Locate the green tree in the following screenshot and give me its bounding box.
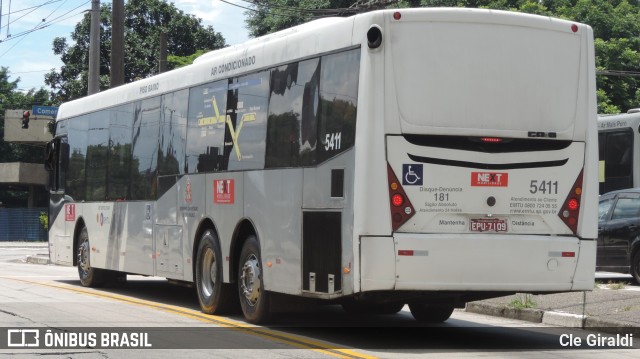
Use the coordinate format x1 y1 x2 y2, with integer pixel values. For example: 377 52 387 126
247 0 640 113
167 50 208 70
553 0 640 114
45 0 226 102
245 0 388 37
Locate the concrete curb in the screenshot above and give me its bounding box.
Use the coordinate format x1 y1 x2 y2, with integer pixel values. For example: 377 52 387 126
25 255 50 265
466 302 543 323
0 242 48 248
542 311 585 327
584 317 640 336
466 302 640 335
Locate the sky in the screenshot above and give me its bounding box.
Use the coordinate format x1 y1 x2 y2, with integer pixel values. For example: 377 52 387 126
0 0 250 91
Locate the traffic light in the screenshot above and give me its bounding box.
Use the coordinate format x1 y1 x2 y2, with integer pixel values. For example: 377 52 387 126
21 111 30 129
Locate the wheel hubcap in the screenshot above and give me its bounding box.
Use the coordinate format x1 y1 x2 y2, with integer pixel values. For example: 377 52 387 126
240 254 261 306
201 248 216 297
78 239 90 277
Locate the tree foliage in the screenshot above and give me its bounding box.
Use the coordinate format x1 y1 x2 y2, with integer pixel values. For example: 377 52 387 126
167 50 208 69
45 0 226 102
245 0 640 114
245 0 390 37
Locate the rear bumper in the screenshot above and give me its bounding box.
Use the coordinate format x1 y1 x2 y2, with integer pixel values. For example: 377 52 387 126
360 234 596 293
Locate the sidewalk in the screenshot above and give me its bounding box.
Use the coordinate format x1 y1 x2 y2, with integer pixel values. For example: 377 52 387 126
466 286 640 335
0 241 48 248
0 241 50 264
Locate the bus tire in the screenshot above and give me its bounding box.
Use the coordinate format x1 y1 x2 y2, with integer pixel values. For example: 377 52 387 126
77 226 105 287
408 303 454 323
238 235 270 324
631 249 640 284
195 230 236 314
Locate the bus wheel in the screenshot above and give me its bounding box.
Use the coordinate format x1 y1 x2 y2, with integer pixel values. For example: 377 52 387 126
342 301 405 315
238 235 270 324
77 226 104 287
408 303 454 323
632 250 640 284
195 230 236 314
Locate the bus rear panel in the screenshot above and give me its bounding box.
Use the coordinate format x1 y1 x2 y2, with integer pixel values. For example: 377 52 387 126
355 9 597 298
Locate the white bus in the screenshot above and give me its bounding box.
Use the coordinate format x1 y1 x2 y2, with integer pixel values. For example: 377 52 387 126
598 111 640 194
45 8 598 324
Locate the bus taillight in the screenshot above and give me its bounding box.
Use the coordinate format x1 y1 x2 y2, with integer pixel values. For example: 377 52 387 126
392 194 404 207
559 170 583 235
387 164 415 231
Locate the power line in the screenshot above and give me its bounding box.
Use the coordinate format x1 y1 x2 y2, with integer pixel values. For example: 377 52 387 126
240 0 358 15
220 0 365 19
0 1 89 47
9 69 53 75
1 0 65 33
0 0 65 19
597 70 640 78
1 0 83 52
219 0 290 18
42 0 72 25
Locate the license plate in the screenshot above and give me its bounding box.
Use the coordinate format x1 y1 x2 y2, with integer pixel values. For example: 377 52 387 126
470 218 508 232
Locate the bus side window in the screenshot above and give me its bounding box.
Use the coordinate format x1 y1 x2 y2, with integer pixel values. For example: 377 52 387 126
45 138 67 192
317 48 360 163
266 58 320 168
157 89 188 198
131 97 162 200
604 130 633 193
186 80 228 173
225 70 270 171
66 116 88 201
108 104 134 200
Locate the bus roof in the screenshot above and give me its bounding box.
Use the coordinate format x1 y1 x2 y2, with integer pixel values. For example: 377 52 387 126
57 8 588 122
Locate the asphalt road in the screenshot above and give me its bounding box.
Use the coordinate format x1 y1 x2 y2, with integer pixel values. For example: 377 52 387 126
0 243 638 358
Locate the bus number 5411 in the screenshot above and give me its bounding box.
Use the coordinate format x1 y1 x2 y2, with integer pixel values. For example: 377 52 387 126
324 132 342 151
529 180 558 194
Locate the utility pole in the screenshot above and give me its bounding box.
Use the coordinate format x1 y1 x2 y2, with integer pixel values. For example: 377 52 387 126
159 32 167 73
88 0 100 95
111 0 125 88
6 0 11 38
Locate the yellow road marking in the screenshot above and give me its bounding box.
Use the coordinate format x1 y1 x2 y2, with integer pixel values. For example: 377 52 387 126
1 276 377 359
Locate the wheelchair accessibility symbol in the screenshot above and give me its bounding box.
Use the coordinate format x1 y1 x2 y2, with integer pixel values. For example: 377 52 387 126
402 164 423 186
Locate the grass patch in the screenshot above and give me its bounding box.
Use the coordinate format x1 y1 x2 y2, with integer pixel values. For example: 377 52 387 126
607 281 628 290
508 293 537 309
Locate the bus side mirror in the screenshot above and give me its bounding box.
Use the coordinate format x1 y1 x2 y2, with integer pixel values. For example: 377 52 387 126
44 141 55 172
60 142 69 172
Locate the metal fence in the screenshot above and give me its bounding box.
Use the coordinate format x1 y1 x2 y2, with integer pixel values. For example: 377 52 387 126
0 208 48 241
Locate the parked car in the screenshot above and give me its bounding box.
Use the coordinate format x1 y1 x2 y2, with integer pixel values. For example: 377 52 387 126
598 189 640 283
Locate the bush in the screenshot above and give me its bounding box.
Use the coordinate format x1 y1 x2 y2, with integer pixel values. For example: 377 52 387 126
39 212 48 230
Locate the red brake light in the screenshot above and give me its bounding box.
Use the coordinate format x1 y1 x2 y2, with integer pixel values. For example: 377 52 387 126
558 170 583 235
393 12 401 20
567 199 579 210
392 194 404 207
481 137 502 143
387 164 415 231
